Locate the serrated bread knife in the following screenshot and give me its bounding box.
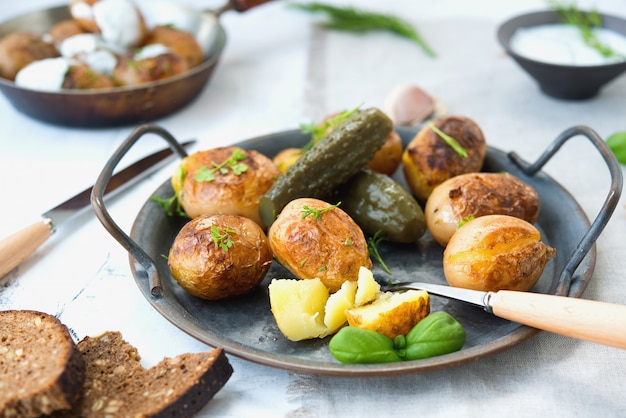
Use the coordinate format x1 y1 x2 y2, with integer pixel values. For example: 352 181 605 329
384 282 626 349
0 140 194 279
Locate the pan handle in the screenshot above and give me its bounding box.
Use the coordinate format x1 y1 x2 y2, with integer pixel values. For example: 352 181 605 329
508 125 623 297
215 0 275 14
91 124 188 297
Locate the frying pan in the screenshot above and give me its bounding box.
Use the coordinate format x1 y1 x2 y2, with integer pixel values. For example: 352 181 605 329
0 0 272 128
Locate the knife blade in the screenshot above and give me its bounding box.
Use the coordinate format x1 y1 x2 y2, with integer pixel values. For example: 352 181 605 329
0 140 195 278
385 281 626 349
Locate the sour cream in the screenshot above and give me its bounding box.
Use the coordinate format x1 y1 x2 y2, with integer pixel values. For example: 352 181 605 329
93 0 144 48
15 58 70 92
510 23 626 66
59 33 118 75
134 43 170 60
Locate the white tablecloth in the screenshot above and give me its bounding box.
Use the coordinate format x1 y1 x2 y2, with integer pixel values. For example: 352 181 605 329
1 0 625 416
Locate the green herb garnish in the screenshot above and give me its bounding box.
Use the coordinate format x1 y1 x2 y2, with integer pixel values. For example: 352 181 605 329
150 164 188 217
457 215 475 228
428 122 468 158
367 230 391 275
607 131 626 165
210 225 237 252
290 2 435 57
301 201 341 220
547 0 625 60
194 149 248 182
300 105 362 150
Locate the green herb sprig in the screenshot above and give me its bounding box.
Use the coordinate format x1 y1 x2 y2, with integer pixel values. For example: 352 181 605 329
367 230 391 275
150 164 188 218
547 0 625 60
300 104 362 150
301 201 341 220
194 149 248 182
428 123 468 158
210 225 237 252
291 2 435 57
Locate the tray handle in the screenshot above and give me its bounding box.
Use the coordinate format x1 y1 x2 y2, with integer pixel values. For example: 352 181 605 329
91 124 188 297
508 125 623 296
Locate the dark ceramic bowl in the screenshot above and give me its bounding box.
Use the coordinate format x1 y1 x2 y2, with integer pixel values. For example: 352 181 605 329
497 10 626 100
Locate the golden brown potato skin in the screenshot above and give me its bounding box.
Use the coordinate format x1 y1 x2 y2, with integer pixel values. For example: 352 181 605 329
112 53 188 86
273 147 303 174
425 172 540 246
63 63 115 89
173 147 280 228
48 20 86 45
443 215 556 292
143 26 204 68
402 116 487 202
168 214 273 300
268 198 372 293
366 129 403 175
0 32 59 80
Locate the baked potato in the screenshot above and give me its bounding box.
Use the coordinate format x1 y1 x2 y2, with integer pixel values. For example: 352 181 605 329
172 147 280 227
425 172 540 246
366 129 403 175
443 214 556 292
268 278 330 341
402 116 487 202
168 214 273 300
112 52 188 86
267 198 372 292
345 290 430 340
269 266 409 341
142 25 204 68
0 32 59 80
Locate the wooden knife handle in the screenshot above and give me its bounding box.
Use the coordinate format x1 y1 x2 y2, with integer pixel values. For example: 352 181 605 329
0 220 52 278
490 290 626 349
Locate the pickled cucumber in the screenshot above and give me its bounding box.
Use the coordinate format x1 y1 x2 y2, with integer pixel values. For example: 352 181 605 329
334 169 426 243
259 108 393 226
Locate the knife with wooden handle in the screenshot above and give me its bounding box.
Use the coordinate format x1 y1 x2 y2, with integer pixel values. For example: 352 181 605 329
384 282 626 349
0 140 194 278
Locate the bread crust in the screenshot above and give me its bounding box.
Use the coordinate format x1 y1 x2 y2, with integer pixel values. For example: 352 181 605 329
0 310 86 417
58 331 233 417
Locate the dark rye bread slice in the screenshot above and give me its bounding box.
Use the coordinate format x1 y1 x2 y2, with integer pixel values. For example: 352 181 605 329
57 331 233 417
0 310 86 417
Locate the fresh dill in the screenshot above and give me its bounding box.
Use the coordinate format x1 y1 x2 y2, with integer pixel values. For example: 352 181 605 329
299 105 362 150
367 230 391 275
547 0 625 59
290 2 435 57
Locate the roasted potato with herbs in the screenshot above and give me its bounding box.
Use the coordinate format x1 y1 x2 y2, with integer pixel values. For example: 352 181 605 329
402 115 487 202
168 214 273 300
425 172 540 247
443 214 556 292
173 147 280 227
267 197 372 293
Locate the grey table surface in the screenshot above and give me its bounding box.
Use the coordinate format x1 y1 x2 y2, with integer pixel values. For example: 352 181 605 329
1 0 625 417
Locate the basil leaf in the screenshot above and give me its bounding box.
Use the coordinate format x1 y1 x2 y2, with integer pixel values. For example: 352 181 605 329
607 132 626 165
329 326 402 364
404 311 466 360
